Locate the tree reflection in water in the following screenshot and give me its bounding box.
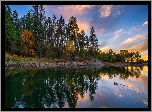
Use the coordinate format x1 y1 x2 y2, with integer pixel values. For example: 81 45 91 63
5 66 142 108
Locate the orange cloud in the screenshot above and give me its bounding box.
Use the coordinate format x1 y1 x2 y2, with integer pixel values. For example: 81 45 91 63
100 46 109 52
127 40 148 60
77 21 91 33
128 40 148 53
121 34 146 45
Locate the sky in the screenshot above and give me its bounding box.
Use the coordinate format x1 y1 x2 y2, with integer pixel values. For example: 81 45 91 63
9 5 148 60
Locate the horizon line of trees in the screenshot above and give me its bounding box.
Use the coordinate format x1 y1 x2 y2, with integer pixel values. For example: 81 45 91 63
97 49 148 64
5 5 147 63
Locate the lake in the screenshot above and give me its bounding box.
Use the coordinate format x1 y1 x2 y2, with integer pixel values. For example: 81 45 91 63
5 65 148 108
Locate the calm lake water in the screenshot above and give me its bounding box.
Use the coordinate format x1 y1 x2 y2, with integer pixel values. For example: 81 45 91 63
5 66 148 108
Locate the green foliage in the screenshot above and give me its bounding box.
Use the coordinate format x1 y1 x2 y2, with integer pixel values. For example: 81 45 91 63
5 5 18 54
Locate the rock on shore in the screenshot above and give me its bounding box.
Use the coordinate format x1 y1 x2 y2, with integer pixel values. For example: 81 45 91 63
5 60 103 68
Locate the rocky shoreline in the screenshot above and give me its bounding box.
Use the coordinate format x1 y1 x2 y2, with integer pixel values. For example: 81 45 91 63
5 60 103 68
5 60 148 69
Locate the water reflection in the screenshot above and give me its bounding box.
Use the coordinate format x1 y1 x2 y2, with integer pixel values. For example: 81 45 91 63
5 66 148 108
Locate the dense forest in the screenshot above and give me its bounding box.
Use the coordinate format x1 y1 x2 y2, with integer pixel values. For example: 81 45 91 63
5 5 147 64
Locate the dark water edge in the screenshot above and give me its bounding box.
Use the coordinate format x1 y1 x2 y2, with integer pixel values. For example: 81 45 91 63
5 66 148 108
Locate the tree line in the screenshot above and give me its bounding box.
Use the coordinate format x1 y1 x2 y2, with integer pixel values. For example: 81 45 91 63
96 49 147 64
5 5 147 63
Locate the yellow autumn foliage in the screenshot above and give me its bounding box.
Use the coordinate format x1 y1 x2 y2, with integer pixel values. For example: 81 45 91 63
21 30 33 39
21 30 36 56
65 40 74 52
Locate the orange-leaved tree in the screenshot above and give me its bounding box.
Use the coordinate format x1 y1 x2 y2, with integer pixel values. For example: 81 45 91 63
21 30 36 57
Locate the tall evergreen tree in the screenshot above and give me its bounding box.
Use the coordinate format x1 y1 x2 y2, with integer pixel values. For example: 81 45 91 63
12 10 23 55
20 15 26 30
5 5 18 54
68 16 79 55
24 11 34 31
89 26 98 58
31 5 46 58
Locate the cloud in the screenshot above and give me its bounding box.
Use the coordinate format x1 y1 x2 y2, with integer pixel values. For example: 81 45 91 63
44 5 94 35
100 46 109 52
93 5 128 36
44 5 94 21
77 21 91 33
114 28 123 39
127 26 137 34
70 5 95 14
127 21 148 35
57 5 94 18
98 5 113 17
128 40 148 53
121 34 146 45
96 28 106 35
122 38 132 44
121 39 148 60
142 21 148 26
44 5 128 37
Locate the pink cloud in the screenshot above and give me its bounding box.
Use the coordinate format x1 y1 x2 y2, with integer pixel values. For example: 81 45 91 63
114 28 123 39
96 28 106 35
98 5 113 17
44 5 94 21
44 5 93 34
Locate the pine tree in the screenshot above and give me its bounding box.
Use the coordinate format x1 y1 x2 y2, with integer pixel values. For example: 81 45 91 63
77 30 85 59
68 16 79 55
5 5 18 54
12 10 22 55
31 5 46 58
89 26 98 58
